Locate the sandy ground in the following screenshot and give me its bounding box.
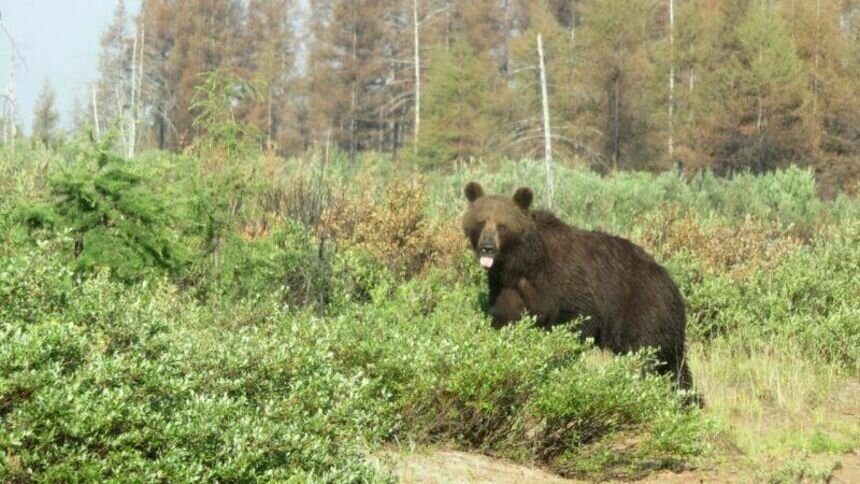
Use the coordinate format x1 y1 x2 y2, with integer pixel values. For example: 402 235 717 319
377 447 860 483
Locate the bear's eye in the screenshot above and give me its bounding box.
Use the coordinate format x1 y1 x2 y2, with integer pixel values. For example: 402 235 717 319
497 223 507 232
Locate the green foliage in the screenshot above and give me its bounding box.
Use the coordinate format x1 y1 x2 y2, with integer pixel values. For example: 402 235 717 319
190 70 262 161
0 237 705 481
49 155 186 282
684 221 860 371
412 40 502 169
433 161 828 232
694 1 813 172
2 146 858 480
269 269 707 478
0 271 392 482
0 238 74 325
217 221 332 307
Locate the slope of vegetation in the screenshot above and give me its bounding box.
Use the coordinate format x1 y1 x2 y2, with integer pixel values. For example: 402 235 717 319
1 142 858 482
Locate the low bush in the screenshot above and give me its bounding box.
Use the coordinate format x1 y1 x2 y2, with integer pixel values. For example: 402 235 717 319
0 245 706 481
2 145 858 480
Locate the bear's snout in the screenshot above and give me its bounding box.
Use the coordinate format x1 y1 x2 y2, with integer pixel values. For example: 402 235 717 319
477 240 497 269
478 241 496 254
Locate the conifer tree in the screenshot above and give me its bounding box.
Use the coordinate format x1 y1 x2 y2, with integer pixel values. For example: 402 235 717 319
413 39 500 168
307 0 387 160
694 1 813 173
140 0 243 150
785 0 860 194
244 0 297 153
578 0 656 170
32 79 60 146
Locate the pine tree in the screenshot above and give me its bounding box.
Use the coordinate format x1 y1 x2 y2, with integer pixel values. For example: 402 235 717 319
140 0 244 150
413 39 500 168
444 0 506 56
786 0 860 195
694 1 813 173
578 0 657 170
32 79 60 146
671 0 718 171
307 0 387 160
243 0 297 153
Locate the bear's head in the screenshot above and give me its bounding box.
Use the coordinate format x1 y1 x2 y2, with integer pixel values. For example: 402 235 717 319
462 181 534 271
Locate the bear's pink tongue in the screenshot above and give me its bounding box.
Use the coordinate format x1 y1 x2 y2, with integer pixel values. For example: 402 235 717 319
480 256 494 269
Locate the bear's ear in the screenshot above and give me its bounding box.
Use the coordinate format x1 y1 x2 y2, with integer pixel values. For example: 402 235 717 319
513 187 533 211
464 182 484 203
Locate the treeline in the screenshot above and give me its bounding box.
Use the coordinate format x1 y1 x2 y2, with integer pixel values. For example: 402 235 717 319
31 0 860 194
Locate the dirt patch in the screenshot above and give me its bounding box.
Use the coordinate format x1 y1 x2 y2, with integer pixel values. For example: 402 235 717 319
376 449 578 483
832 449 860 484
376 448 860 483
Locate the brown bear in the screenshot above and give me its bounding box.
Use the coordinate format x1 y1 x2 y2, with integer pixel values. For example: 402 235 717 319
462 181 694 393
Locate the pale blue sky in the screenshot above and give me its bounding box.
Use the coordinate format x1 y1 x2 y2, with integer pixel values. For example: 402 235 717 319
0 0 140 134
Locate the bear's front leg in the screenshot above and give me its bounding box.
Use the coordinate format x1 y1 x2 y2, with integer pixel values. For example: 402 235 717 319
516 277 560 327
489 287 527 329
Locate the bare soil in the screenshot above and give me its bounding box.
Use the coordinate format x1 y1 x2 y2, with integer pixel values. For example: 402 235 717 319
378 447 860 483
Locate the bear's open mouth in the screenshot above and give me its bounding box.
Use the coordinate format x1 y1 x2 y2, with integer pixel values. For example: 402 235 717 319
480 256 494 269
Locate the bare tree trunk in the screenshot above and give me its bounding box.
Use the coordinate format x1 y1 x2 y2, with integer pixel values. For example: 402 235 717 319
4 76 16 149
413 0 421 155
812 0 820 120
92 84 101 140
128 28 138 158
2 81 9 144
350 25 358 161
267 88 274 140
9 76 15 152
115 86 126 144
756 43 764 163
537 33 554 208
613 75 621 171
134 20 145 155
668 0 675 161
688 64 694 123
325 126 331 166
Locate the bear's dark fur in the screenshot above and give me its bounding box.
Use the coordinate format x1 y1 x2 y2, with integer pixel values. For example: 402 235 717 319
462 182 694 393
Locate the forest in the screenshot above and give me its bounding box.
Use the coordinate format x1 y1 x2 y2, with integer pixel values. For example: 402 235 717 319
15 0 860 196
1 0 859 482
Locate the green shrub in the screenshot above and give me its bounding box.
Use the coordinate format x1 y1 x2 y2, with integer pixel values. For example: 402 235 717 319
49 158 187 282
0 238 74 325
215 221 333 307
0 274 393 482
3 148 858 481
320 271 707 478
